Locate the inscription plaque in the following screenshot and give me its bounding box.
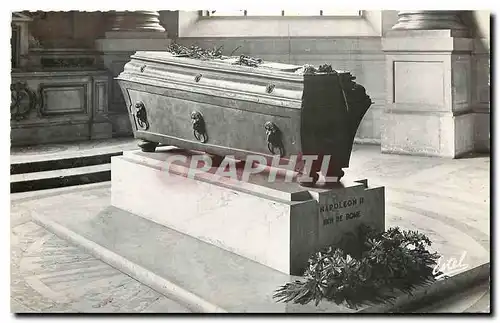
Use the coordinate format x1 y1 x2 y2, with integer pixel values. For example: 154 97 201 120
314 180 385 248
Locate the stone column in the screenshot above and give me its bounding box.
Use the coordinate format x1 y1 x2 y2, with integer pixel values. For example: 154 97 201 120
381 11 474 158
391 11 468 33
110 11 165 32
95 11 171 137
11 13 33 69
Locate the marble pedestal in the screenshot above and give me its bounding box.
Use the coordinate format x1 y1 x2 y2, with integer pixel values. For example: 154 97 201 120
111 147 385 275
95 31 171 137
382 30 474 158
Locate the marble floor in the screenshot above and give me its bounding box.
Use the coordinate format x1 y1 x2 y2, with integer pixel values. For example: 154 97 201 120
10 144 491 313
11 189 191 313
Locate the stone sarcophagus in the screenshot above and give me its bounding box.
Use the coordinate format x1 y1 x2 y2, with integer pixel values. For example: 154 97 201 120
116 51 372 185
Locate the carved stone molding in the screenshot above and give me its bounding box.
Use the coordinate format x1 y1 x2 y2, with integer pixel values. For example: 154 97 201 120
109 11 165 32
10 82 38 121
392 11 468 33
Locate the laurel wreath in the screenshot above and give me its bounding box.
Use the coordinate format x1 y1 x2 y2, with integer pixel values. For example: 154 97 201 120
273 225 443 309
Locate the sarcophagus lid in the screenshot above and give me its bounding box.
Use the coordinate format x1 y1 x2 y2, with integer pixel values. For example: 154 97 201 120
116 51 373 184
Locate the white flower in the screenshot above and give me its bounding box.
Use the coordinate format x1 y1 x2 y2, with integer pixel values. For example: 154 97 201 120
406 244 416 250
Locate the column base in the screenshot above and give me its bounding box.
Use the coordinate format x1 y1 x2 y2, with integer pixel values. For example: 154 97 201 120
96 31 171 138
390 11 469 37
382 30 475 158
381 112 475 158
474 111 490 153
90 122 113 140
383 30 473 51
108 113 133 137
95 33 171 52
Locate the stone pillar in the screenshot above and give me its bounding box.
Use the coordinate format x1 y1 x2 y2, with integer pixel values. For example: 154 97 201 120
95 11 171 137
110 11 165 32
391 11 468 33
11 13 33 69
381 11 474 158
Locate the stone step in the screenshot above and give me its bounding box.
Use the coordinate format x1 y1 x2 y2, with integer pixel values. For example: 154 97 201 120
10 138 138 175
10 152 121 175
11 164 111 193
31 193 490 313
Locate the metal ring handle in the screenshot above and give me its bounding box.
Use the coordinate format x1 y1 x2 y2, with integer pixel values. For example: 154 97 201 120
191 111 208 143
264 121 284 157
265 83 275 94
134 101 149 130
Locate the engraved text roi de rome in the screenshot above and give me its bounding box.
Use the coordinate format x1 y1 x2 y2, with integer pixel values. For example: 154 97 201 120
321 197 364 226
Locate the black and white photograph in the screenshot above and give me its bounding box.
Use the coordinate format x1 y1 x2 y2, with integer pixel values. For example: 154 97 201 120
7 3 492 316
